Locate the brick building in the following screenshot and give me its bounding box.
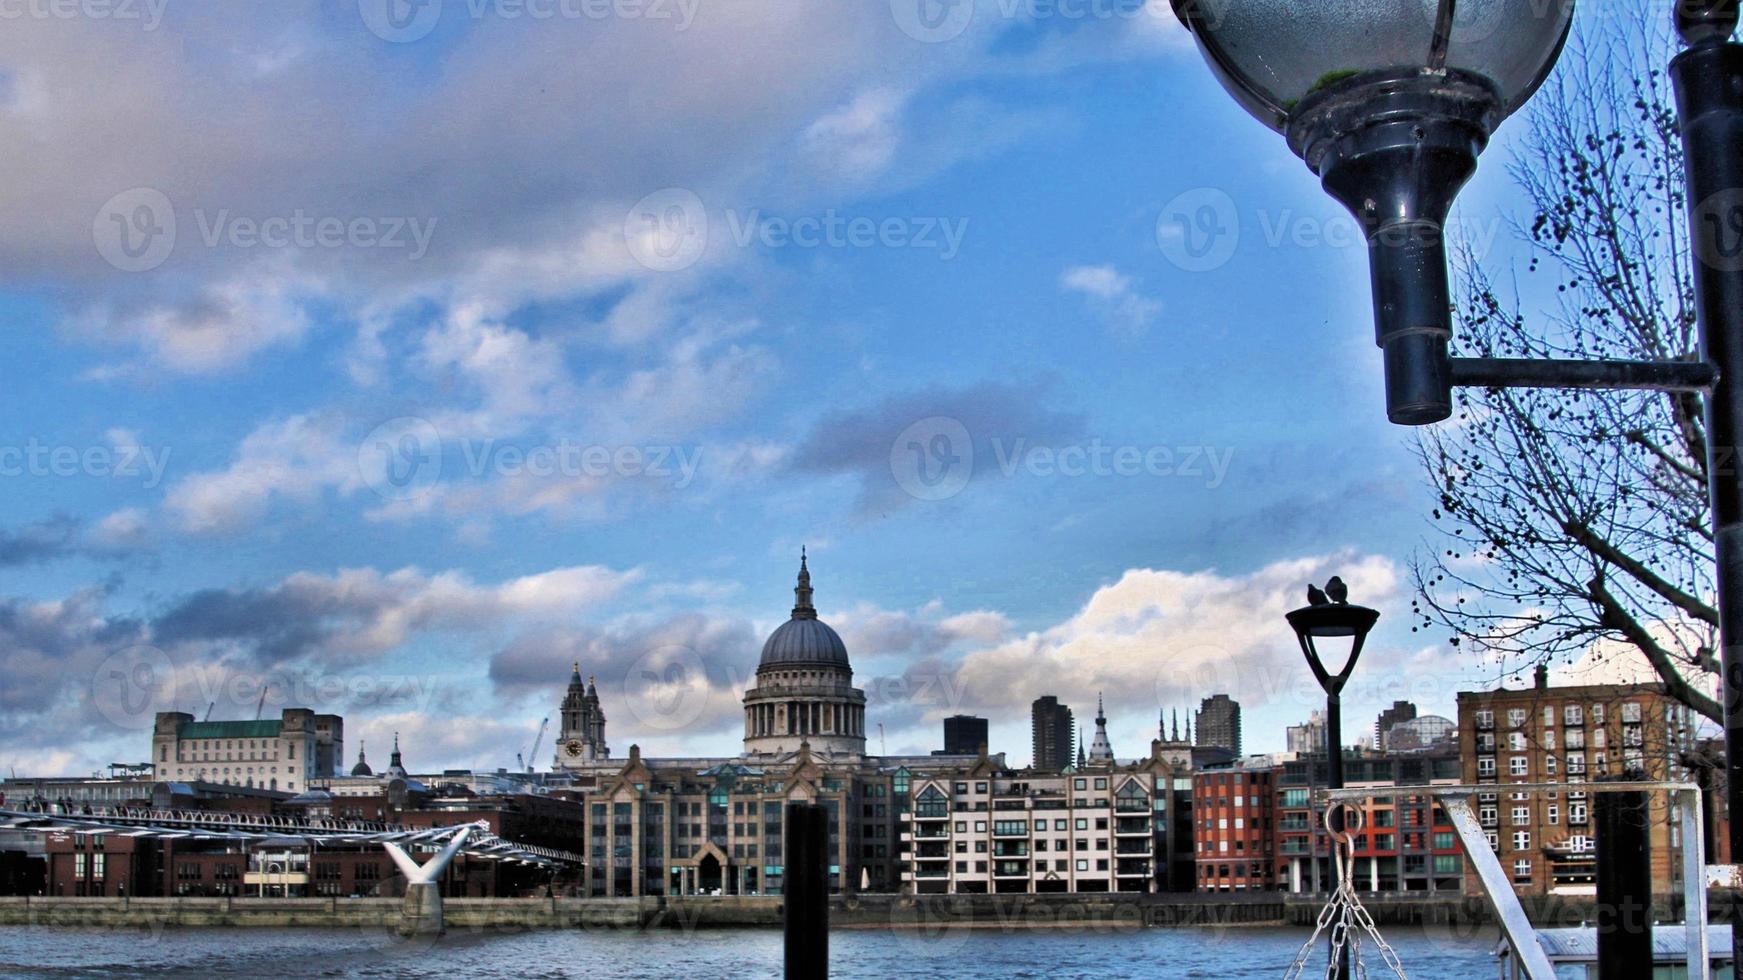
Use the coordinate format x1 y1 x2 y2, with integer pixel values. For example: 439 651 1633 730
1456 667 1699 897
1193 763 1274 891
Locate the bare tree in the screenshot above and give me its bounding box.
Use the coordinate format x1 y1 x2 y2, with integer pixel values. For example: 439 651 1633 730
1411 18 1721 721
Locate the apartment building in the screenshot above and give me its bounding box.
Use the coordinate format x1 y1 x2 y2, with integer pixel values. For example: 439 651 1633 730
1193 763 1275 892
1456 666 1697 896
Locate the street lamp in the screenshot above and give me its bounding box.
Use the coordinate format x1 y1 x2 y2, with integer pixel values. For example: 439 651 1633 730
1171 0 1576 425
1287 581 1379 980
1172 0 1743 970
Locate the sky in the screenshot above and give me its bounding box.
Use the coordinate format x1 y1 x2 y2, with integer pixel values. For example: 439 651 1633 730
0 0 1672 779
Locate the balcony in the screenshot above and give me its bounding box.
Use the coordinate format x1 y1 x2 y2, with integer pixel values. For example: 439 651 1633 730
992 843 1029 858
993 862 1029 878
913 825 948 839
1115 841 1151 855
913 867 948 879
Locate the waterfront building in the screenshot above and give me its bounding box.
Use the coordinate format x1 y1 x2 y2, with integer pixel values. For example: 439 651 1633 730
1273 744 1464 896
1031 696 1075 772
1456 666 1698 897
1192 761 1275 892
1375 701 1418 751
940 715 989 756
1195 695 1242 756
555 556 990 898
902 744 1192 894
150 708 343 794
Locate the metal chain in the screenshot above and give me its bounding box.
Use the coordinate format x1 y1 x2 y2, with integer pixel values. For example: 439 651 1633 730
1283 829 1409 979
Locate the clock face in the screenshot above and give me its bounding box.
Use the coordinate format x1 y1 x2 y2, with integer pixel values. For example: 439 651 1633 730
565 739 583 757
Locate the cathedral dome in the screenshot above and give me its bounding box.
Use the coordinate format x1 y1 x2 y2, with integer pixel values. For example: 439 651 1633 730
758 551 851 670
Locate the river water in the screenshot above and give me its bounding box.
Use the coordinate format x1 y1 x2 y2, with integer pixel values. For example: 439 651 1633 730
0 924 1499 978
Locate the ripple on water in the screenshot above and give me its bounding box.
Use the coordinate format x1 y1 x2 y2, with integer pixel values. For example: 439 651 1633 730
0 923 1498 979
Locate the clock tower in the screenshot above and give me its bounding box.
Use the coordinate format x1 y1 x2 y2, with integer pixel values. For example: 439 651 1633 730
553 662 609 769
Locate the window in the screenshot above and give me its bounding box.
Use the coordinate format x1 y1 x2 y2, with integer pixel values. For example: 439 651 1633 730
1507 732 1526 751
1433 832 1455 850
1074 779 1087 791
1477 758 1496 777
1512 831 1531 851
1508 757 1528 776
1507 709 1527 728
1513 859 1532 884
1564 705 1583 726
1567 754 1586 775
1478 805 1497 827
1542 706 1556 727
1591 704 1605 724
1475 710 1494 729
1621 702 1642 723
1075 860 1088 872
1541 730 1556 750
1547 805 1559 826
1094 778 1107 790
1511 806 1530 826
1544 755 1558 775
1434 855 1462 874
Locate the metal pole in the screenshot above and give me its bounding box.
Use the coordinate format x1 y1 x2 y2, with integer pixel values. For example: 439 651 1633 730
784 802 828 980
1671 12 1743 969
1325 692 1348 980
1595 782 1652 979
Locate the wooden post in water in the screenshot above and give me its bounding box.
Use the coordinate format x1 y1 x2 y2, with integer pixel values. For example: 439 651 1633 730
1595 781 1651 980
784 802 829 979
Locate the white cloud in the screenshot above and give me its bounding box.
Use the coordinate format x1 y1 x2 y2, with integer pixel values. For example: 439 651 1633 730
1060 264 1161 338
163 413 357 534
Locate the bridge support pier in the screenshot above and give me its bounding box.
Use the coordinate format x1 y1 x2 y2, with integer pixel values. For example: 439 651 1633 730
398 883 445 937
384 826 473 939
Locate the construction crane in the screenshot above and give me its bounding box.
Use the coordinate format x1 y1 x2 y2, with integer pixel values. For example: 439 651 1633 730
203 702 214 722
254 686 268 721
878 723 887 756
518 717 549 774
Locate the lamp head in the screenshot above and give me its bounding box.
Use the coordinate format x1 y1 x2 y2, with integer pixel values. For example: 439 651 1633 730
1170 0 1576 426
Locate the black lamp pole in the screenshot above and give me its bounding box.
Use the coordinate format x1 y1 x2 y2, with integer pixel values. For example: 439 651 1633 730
1671 2 1743 968
1288 594 1381 980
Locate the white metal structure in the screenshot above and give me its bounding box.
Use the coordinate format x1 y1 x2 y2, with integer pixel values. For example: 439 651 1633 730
1325 781 1709 980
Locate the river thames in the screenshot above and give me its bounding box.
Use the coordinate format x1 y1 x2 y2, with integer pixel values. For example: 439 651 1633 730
0 924 1498 978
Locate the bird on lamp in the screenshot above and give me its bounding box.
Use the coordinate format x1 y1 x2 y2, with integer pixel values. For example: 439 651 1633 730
1326 576 1348 604
1307 583 1329 606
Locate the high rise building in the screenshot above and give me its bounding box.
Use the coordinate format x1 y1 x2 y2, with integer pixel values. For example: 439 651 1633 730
1031 696 1075 772
1375 700 1418 750
1286 711 1326 755
940 715 989 756
1195 694 1242 756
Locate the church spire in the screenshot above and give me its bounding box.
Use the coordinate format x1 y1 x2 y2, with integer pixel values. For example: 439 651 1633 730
571 661 582 684
792 547 816 620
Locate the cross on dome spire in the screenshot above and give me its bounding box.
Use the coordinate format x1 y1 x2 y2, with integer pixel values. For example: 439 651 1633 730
792 548 816 620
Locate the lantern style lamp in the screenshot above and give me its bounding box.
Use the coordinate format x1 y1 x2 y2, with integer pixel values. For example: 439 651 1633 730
1170 0 1576 424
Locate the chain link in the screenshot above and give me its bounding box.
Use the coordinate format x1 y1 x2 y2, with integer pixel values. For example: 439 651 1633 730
1284 827 1409 979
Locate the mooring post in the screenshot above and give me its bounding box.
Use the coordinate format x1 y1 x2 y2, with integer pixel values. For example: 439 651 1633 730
1595 781 1652 980
784 802 829 980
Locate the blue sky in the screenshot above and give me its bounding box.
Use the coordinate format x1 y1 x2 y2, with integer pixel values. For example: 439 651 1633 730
0 0 1656 778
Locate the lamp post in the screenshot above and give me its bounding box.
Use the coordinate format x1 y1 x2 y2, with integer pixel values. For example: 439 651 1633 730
1171 0 1743 966
1288 582 1380 980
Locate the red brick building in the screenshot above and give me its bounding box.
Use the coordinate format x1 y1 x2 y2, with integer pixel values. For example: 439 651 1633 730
1193 764 1275 892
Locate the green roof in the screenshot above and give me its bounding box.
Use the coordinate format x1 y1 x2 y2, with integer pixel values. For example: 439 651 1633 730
177 720 282 740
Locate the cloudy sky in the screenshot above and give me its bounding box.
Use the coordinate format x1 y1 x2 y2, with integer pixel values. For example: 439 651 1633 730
0 0 1656 778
